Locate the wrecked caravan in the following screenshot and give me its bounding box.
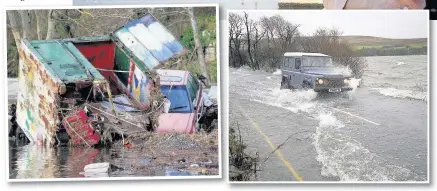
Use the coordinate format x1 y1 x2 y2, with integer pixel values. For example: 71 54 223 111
15 14 187 146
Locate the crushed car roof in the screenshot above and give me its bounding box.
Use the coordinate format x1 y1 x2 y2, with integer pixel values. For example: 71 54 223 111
284 52 330 57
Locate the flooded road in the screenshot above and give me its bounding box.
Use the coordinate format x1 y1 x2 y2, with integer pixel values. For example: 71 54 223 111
229 55 428 181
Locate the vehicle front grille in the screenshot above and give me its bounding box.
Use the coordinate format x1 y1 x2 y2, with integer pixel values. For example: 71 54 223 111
321 78 344 87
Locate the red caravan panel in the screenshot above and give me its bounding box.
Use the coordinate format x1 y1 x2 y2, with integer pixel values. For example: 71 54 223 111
75 42 116 81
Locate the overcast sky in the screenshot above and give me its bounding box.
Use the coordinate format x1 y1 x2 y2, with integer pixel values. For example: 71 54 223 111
241 10 428 39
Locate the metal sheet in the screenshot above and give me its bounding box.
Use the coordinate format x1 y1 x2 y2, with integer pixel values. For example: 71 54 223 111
114 28 160 69
129 63 152 106
113 46 152 109
74 41 116 81
16 42 62 145
138 14 184 54
22 39 106 83
113 14 184 69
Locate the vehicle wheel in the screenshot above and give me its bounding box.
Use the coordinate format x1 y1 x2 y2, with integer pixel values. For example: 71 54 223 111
302 82 311 90
280 80 287 89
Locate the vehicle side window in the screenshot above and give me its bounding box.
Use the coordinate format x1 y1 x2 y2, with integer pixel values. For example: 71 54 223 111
289 57 294 69
187 74 199 103
295 58 301 70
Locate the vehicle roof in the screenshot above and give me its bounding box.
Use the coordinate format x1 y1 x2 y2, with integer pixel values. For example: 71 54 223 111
156 69 190 86
284 52 330 57
22 39 105 84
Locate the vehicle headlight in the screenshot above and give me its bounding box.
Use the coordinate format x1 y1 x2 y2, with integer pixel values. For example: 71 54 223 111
317 78 324 84
344 79 349 83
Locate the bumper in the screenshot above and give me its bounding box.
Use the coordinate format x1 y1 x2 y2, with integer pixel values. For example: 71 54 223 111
314 86 353 92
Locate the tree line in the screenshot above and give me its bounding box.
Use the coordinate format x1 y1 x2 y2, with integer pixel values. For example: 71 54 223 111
229 12 367 77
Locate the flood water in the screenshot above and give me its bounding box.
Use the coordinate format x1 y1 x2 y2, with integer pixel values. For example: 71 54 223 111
229 55 428 181
8 142 179 179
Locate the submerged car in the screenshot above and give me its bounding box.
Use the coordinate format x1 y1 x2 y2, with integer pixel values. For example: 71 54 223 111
280 52 353 93
156 69 206 134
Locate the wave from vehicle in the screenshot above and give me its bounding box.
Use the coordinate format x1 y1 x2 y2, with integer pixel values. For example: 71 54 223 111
272 69 282 75
313 112 423 181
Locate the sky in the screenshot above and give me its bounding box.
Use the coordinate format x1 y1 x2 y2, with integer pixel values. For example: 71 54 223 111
242 10 428 39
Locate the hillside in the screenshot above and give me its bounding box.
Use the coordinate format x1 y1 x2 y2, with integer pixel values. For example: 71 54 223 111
340 36 427 48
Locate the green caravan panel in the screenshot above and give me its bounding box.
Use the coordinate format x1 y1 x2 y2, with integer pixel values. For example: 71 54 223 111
114 45 149 85
114 46 131 86
26 39 105 83
63 42 106 81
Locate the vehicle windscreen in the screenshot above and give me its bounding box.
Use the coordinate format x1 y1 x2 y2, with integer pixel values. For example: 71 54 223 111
160 85 192 113
302 56 334 67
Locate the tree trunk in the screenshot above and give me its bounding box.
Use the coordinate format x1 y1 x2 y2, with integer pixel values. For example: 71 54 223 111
34 10 46 40
187 7 210 87
46 10 55 40
19 10 34 40
7 10 22 49
244 12 255 70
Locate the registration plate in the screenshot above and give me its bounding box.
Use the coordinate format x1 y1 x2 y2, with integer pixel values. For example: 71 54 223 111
329 88 341 92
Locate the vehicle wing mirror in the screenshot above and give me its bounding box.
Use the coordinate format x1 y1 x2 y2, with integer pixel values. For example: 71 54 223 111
197 74 207 86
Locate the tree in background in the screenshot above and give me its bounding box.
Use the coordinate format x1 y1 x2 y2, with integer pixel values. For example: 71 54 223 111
228 13 366 77
299 28 367 78
188 7 210 87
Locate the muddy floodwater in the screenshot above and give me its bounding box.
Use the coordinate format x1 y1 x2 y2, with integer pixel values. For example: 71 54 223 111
9 131 219 179
229 55 428 181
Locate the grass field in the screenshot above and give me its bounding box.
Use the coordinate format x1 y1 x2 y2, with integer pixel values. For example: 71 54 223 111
340 36 427 47
278 0 323 9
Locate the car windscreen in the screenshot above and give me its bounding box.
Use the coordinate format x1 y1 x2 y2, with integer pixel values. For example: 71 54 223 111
302 56 334 67
160 85 192 113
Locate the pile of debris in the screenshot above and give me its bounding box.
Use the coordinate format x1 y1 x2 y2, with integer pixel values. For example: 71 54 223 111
9 13 218 148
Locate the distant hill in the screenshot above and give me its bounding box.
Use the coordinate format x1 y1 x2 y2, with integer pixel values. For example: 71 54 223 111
339 36 427 49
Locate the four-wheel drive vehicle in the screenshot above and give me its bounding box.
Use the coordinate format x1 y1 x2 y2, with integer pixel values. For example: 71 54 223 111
280 52 353 93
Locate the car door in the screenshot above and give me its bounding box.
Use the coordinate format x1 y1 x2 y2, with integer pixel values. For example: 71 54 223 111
292 57 304 88
282 57 293 85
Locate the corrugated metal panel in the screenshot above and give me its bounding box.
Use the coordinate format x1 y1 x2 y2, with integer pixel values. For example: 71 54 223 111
113 14 184 70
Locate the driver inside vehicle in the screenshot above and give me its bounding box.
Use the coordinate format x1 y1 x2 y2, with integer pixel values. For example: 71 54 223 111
323 0 425 9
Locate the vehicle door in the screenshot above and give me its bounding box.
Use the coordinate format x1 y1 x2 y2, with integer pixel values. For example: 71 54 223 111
282 57 293 85
187 73 203 128
292 57 304 88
